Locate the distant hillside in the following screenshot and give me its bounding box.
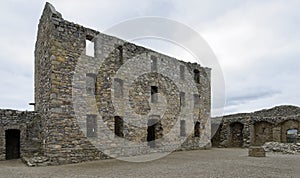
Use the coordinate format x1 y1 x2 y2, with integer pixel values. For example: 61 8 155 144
212 105 300 119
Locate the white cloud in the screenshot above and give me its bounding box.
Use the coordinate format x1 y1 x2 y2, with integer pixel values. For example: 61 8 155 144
0 0 299 115
195 1 300 114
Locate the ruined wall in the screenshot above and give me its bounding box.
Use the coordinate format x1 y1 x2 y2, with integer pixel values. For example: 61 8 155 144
211 117 222 147
280 119 300 143
212 105 300 147
35 3 211 165
217 114 251 147
35 3 103 165
0 110 41 160
253 121 273 146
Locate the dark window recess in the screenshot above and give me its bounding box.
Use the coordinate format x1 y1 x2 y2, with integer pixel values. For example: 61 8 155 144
194 69 200 84
180 92 185 108
114 116 124 138
194 94 200 108
114 78 123 98
151 56 157 71
194 122 200 137
180 120 186 136
116 45 123 65
86 115 97 137
151 86 158 103
86 73 96 95
180 65 185 80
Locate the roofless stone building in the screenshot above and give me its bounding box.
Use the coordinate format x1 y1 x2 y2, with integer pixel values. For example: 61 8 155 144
1 2 299 167
212 105 300 148
0 3 212 165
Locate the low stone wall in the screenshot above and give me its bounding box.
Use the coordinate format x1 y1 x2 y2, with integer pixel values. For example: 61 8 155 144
212 105 300 148
248 146 265 157
0 109 41 160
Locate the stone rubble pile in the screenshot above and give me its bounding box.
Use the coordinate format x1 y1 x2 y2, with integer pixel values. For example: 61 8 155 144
22 156 50 167
263 142 300 154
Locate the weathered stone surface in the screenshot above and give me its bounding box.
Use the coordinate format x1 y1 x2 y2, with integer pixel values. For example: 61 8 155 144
23 2 213 165
263 142 300 154
22 156 50 167
212 105 300 148
0 110 41 161
248 146 266 157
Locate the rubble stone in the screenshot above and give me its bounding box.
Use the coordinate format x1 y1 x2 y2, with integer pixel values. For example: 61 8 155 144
248 146 266 157
263 142 300 154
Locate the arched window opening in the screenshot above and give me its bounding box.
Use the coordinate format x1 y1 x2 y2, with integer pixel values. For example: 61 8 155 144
287 129 298 143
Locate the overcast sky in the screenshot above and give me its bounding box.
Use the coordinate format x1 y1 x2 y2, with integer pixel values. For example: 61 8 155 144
0 0 299 116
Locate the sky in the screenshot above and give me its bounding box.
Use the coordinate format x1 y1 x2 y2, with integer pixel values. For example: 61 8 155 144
0 0 299 116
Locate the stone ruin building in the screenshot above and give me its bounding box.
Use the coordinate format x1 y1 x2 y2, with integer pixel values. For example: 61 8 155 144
212 105 300 147
0 3 211 165
2 2 298 167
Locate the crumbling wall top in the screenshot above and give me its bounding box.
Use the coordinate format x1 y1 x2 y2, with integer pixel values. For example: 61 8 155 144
44 2 62 18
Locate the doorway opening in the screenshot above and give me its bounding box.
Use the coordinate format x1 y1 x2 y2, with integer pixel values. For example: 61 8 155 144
5 129 20 160
147 118 163 148
230 122 244 147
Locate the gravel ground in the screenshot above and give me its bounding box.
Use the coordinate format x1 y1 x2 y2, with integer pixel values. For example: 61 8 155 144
0 148 299 178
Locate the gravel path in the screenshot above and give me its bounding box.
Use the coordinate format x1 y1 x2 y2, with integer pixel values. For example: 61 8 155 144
0 148 299 178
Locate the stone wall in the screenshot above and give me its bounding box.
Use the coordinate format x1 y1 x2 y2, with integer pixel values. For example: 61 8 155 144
0 109 41 160
35 3 103 165
34 3 211 165
212 105 300 147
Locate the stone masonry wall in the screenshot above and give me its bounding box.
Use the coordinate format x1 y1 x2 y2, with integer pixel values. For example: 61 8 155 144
0 109 41 160
35 3 103 165
35 3 211 165
212 105 300 147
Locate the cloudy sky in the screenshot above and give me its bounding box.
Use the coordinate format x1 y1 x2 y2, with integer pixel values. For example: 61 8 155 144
0 0 299 116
